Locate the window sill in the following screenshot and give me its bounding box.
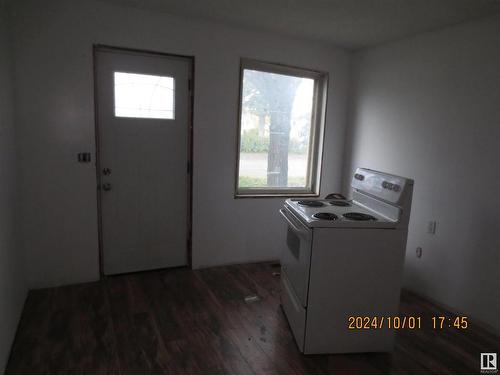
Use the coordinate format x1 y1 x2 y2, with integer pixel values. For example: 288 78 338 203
234 192 320 199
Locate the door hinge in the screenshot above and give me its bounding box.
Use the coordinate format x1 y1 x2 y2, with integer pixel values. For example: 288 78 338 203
188 78 193 92
187 161 192 174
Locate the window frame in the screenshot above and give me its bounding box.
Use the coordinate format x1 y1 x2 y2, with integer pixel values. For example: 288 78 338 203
235 58 328 198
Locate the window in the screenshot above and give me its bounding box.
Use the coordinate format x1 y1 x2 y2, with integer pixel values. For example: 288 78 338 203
236 59 327 196
114 72 175 119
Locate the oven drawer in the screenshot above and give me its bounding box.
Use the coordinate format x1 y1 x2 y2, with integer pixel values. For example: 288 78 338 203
281 271 306 352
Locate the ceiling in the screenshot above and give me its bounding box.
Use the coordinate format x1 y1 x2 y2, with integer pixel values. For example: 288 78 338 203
98 0 500 49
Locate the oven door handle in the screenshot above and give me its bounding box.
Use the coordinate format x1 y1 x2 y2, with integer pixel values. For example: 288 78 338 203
279 209 309 237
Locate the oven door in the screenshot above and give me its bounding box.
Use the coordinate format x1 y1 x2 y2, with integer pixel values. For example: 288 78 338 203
279 207 312 307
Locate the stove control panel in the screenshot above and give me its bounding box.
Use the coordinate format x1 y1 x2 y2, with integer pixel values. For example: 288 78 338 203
352 168 413 204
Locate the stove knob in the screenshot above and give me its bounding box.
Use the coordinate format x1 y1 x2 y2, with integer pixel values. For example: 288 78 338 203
382 181 389 188
393 184 400 192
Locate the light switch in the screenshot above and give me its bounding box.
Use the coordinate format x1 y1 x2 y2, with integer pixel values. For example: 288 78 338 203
77 152 91 163
427 221 437 234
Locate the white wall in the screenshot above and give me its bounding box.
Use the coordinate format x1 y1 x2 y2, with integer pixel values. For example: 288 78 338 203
0 7 26 373
344 15 500 330
9 0 351 288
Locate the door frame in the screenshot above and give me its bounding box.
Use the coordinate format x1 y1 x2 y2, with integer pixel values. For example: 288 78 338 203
92 44 195 277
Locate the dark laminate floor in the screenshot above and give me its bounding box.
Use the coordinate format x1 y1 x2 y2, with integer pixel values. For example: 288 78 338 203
5 262 500 375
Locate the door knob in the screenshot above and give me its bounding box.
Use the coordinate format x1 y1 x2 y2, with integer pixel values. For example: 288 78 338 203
102 183 112 191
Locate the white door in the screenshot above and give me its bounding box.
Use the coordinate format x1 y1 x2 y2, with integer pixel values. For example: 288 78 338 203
95 47 192 275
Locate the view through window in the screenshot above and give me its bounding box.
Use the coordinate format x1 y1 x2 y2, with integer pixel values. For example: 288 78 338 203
236 60 326 195
114 72 175 119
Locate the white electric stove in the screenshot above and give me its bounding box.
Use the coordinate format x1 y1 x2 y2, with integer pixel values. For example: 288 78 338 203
285 199 396 228
279 168 414 354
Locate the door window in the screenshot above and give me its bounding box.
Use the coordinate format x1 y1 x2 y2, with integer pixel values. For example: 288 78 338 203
114 72 175 119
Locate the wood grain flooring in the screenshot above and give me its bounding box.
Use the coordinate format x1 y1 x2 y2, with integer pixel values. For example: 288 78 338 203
5 262 500 374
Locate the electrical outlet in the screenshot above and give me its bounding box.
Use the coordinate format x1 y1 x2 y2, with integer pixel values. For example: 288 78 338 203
427 221 437 234
416 247 423 258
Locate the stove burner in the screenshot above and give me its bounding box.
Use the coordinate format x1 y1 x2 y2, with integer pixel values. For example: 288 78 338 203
297 200 324 207
343 212 377 221
313 212 338 221
330 200 351 207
